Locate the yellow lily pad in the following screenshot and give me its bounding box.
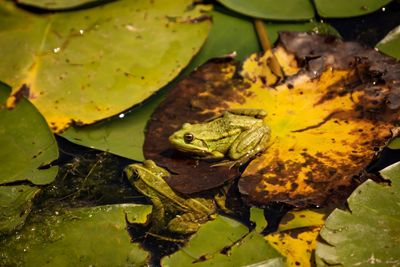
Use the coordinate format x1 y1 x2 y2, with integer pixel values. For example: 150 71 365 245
145 32 400 207
0 0 211 132
266 227 321 267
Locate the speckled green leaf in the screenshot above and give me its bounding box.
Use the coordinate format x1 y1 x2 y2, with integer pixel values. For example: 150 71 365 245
61 91 165 161
0 204 152 267
60 10 337 161
315 161 400 266
0 185 40 233
314 0 392 18
15 0 103 10
0 84 58 185
161 215 284 267
0 0 211 132
376 25 400 59
217 0 314 20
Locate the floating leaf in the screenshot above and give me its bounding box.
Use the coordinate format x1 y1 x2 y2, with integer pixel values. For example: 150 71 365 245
144 27 339 194
314 0 392 18
0 0 211 132
265 208 326 266
388 137 400 149
161 215 284 267
376 25 400 59
277 209 326 232
0 185 40 233
0 84 58 185
266 227 321 267
61 91 165 161
315 161 400 266
0 204 152 266
217 0 314 20
145 32 400 207
250 207 268 232
15 0 101 10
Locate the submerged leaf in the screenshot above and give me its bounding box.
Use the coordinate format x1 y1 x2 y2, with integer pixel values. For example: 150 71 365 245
0 185 40 233
217 0 314 20
161 215 284 267
0 0 211 132
314 0 392 18
0 84 58 185
0 204 152 266
315 161 400 266
376 25 400 59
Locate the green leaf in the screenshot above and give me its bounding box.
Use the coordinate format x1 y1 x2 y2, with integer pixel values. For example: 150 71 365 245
315 161 400 266
161 215 284 267
61 91 165 161
217 0 314 20
314 0 392 18
15 0 103 10
0 185 40 233
388 137 400 149
0 83 58 185
0 204 152 266
0 0 211 132
376 25 400 59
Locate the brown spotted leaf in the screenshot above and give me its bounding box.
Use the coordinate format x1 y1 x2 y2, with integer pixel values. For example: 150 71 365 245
144 32 400 206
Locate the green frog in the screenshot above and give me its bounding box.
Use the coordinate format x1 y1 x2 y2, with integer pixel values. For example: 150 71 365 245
168 109 271 166
124 160 216 234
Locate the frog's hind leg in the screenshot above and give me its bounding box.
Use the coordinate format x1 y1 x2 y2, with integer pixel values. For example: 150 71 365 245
168 213 210 234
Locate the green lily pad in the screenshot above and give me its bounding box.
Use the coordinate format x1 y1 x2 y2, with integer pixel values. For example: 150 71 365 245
61 91 165 161
0 84 58 185
315 161 400 266
61 8 338 161
0 0 211 132
388 137 400 149
376 25 400 59
15 0 102 10
0 185 41 233
0 204 152 266
161 215 284 267
217 0 314 20
314 0 392 18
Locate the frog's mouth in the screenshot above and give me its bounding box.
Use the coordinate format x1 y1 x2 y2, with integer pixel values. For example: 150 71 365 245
169 140 212 157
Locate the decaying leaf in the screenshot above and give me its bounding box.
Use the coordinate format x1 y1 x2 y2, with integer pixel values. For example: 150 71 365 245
0 0 211 132
145 32 400 207
266 227 321 267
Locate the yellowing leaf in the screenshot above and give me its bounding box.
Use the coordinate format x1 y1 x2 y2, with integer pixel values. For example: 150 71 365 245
0 0 211 132
144 32 400 207
278 209 325 232
266 227 321 267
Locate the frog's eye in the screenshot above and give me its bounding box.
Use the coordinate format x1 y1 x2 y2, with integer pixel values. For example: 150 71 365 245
184 133 194 143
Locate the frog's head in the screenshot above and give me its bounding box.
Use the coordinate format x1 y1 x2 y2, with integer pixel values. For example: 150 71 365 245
168 123 224 158
124 160 169 188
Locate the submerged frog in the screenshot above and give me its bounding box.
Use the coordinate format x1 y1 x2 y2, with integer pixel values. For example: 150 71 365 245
124 160 216 234
169 109 271 166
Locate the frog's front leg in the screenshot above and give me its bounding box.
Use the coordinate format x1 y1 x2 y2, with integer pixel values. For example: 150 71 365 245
227 124 271 166
168 212 211 234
